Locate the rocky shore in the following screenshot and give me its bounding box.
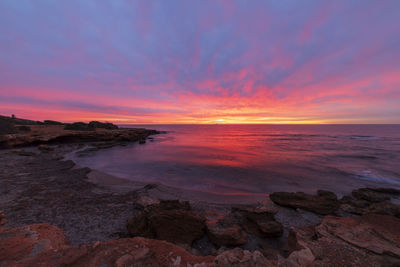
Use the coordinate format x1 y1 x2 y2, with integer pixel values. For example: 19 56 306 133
1 122 400 266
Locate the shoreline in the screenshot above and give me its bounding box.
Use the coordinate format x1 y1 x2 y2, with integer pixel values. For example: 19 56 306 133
1 126 400 265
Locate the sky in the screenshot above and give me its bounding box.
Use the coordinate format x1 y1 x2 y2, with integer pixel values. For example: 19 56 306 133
0 0 399 124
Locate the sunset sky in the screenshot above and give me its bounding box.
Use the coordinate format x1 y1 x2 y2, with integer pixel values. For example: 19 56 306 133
0 0 399 124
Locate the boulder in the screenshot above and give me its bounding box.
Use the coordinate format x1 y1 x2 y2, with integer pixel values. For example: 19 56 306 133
233 207 283 238
269 190 339 215
207 222 248 247
127 200 205 245
352 188 390 203
285 214 400 266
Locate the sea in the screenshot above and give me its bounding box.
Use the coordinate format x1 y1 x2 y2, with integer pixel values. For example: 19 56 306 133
72 124 400 197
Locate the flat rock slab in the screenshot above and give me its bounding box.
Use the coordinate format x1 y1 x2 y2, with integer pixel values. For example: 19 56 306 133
269 190 339 215
287 214 400 266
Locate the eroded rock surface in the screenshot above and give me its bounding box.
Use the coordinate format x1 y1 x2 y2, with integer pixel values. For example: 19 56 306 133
285 214 400 266
339 187 400 217
1 218 275 267
0 223 68 266
352 188 390 202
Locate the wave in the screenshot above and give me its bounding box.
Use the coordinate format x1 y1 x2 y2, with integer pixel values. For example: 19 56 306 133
355 170 400 186
335 154 378 160
349 135 379 141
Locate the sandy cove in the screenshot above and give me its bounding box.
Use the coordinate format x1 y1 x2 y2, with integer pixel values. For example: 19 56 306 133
1 126 400 266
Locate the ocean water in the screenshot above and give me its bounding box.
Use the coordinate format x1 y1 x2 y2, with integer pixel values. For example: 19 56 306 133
72 125 400 196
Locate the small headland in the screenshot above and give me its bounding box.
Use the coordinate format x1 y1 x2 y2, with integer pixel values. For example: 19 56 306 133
0 115 161 149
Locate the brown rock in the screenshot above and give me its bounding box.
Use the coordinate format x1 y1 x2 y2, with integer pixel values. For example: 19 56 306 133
207 222 248 247
214 248 274 267
339 195 370 215
269 190 339 215
368 201 400 218
352 188 390 203
127 200 205 245
233 207 283 238
282 247 315 267
0 223 68 265
285 214 400 266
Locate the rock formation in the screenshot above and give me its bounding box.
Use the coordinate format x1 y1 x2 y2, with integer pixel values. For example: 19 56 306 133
287 214 400 266
269 190 340 215
126 200 206 245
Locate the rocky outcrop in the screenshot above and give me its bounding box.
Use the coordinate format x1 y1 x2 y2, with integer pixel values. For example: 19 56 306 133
352 188 390 202
285 214 400 266
205 205 283 248
0 125 160 149
368 201 400 217
127 200 206 245
1 217 275 267
339 187 400 217
366 187 400 195
269 190 339 215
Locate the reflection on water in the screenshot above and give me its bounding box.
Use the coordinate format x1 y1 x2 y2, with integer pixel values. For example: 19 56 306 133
73 125 400 196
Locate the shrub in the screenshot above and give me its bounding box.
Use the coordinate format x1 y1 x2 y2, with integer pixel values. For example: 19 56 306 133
44 120 64 125
64 122 95 131
89 121 118 130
